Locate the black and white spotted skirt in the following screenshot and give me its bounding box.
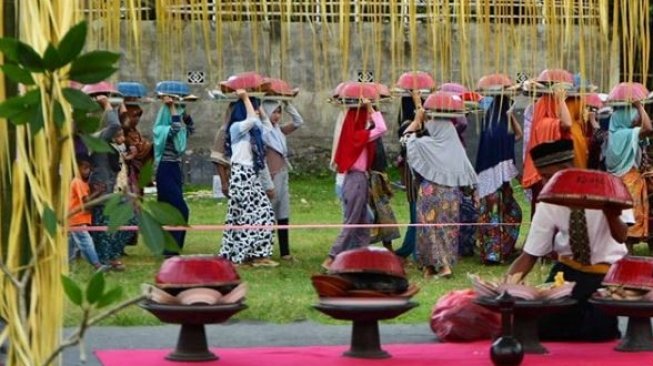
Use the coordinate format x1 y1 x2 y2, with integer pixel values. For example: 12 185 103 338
220 163 275 263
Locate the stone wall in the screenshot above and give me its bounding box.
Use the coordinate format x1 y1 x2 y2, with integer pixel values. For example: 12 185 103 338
112 21 616 184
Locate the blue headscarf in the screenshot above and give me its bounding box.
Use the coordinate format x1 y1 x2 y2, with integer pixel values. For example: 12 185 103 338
475 96 516 172
153 104 187 165
224 98 266 172
606 107 640 176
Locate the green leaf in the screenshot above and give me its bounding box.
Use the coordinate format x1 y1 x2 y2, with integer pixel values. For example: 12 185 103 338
138 160 154 189
144 201 187 226
29 103 44 134
61 275 83 306
16 41 45 72
62 87 99 111
106 201 134 232
138 211 165 255
85 271 105 305
79 134 113 153
74 115 101 134
58 22 87 66
53 100 66 127
0 37 19 62
162 231 180 254
42 44 63 71
0 90 41 124
42 206 57 236
0 64 35 85
104 193 123 213
69 51 121 84
96 287 123 309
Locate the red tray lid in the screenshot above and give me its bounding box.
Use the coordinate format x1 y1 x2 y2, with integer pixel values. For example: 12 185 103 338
603 256 653 290
329 247 406 279
538 169 633 210
155 255 240 288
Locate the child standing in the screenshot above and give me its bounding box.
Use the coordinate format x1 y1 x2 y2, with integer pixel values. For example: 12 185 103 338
68 156 109 272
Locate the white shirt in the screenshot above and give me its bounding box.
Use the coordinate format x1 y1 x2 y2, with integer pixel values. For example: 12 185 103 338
523 202 634 265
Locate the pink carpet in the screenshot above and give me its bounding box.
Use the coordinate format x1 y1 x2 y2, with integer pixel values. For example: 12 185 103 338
96 341 653 365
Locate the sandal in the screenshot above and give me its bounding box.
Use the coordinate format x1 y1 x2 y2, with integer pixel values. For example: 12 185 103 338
109 260 126 271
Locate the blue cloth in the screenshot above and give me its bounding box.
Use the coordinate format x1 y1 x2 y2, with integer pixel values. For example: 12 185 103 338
225 98 266 172
118 82 148 98
153 105 188 165
475 96 516 173
156 161 190 255
155 81 190 97
606 107 640 176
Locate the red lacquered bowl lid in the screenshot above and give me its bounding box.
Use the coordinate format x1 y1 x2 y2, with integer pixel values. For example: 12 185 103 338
477 73 514 91
263 77 299 96
328 247 406 278
219 71 268 93
396 71 436 91
537 68 574 84
583 93 604 110
366 82 391 98
603 256 653 290
339 81 380 100
607 82 649 103
439 82 468 94
424 91 465 112
82 81 120 96
538 169 633 210
155 255 241 288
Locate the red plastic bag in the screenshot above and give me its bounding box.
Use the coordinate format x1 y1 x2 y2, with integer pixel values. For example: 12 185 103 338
430 289 501 342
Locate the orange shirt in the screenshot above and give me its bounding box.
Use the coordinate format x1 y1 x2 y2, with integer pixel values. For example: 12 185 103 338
68 177 92 226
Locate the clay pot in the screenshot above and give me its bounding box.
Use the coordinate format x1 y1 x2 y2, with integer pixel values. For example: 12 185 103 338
538 168 633 210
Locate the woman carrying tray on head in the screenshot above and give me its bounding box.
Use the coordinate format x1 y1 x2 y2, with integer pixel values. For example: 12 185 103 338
220 90 278 267
605 101 653 253
322 98 388 270
153 93 194 256
507 139 633 341
401 91 478 279
260 98 304 262
475 94 523 264
522 88 573 215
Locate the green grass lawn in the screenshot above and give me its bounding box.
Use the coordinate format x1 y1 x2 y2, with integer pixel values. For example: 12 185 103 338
66 171 542 327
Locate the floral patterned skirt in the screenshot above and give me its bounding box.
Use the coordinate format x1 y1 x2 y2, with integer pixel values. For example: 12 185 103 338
416 180 461 270
478 183 522 264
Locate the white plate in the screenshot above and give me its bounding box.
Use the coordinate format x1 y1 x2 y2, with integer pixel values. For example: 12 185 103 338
319 297 408 307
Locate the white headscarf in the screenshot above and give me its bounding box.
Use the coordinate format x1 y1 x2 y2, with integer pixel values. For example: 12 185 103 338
406 119 478 187
261 100 288 157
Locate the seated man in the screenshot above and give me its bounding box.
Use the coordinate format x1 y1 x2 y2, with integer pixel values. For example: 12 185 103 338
507 139 633 341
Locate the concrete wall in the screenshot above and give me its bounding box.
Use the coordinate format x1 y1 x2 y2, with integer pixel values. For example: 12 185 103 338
112 21 614 184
